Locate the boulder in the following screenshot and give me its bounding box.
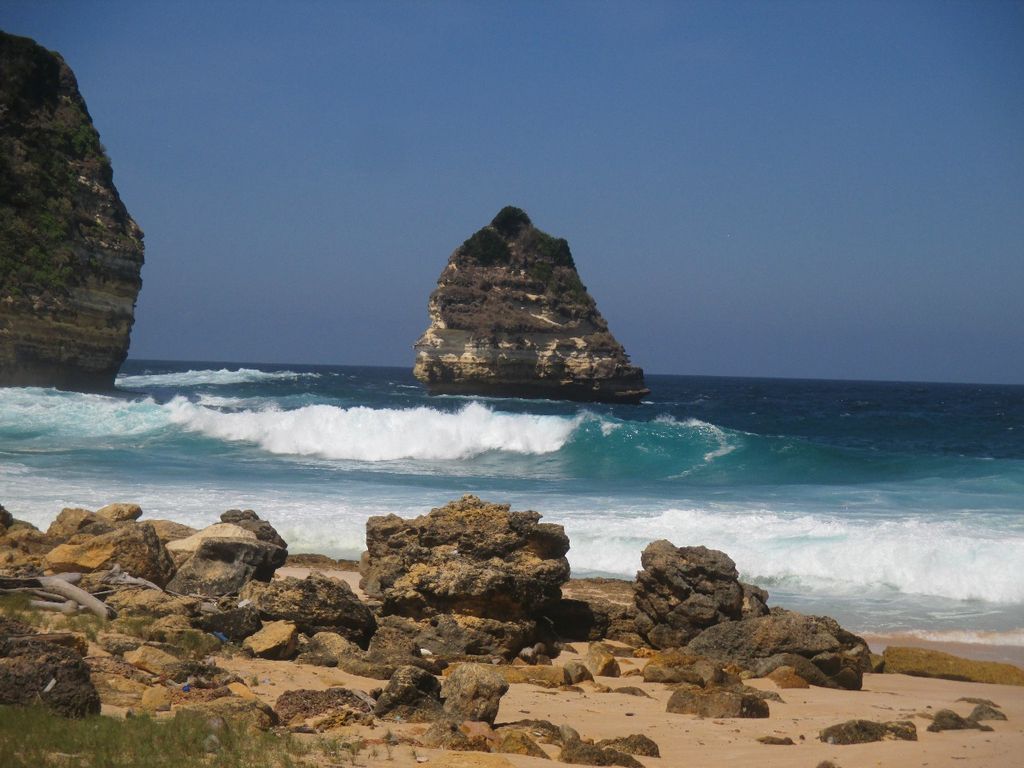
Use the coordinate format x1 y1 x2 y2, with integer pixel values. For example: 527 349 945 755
140 684 171 712
220 509 287 549
44 522 175 586
195 605 263 642
496 729 549 758
442 663 510 724
666 687 769 718
296 631 362 666
96 503 143 523
819 719 917 744
596 735 660 757
46 508 108 540
585 642 621 678
372 664 444 722
559 737 643 768
165 537 285 596
239 571 374 644
273 687 373 725
564 660 594 684
165 523 257 556
767 665 810 688
421 719 495 751
243 620 298 660
0 503 12 530
641 649 733 687
91 672 149 707
360 495 570 658
684 610 870 690
882 646 1024 686
0 637 100 717
633 540 763 648
969 703 1006 722
926 709 993 733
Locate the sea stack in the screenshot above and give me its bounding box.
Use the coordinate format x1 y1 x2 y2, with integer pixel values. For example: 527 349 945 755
0 32 144 391
414 206 648 403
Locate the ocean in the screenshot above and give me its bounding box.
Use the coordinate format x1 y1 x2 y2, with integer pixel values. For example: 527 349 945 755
2 359 1022 644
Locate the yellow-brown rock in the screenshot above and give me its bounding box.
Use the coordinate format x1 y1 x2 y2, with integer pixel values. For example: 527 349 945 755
243 620 298 660
96 503 143 523
44 522 175 586
123 645 180 676
140 684 171 712
883 646 1024 686
498 665 569 689
586 642 621 678
768 665 810 688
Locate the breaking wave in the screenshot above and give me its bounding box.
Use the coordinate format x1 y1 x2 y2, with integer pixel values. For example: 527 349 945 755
116 368 317 388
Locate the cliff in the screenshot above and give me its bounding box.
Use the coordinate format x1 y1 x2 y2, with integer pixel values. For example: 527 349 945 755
414 207 648 403
0 31 144 390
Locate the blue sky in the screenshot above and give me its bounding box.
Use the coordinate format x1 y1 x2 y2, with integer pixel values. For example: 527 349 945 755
3 1 1023 383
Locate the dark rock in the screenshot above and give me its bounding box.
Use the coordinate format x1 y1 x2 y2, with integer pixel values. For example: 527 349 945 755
413 206 648 404
957 696 1000 707
819 719 917 744
360 495 570 658
273 687 373 725
239 571 374 644
596 734 660 757
757 735 795 745
0 31 145 391
564 660 594 684
748 652 837 688
611 686 651 698
0 637 100 717
926 709 994 733
642 649 735 687
547 596 639 643
420 719 493 751
220 509 287 549
666 687 769 718
372 665 443 722
560 737 643 767
0 504 12 529
741 582 770 618
684 610 870 690
441 663 509 724
968 703 1007 722
195 606 263 642
633 540 751 648
166 537 286 596
497 729 550 758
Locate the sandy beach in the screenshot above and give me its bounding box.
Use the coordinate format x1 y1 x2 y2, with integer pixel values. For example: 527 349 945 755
195 565 1021 768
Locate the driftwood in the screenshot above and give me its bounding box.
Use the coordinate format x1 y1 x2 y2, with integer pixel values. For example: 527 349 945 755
29 599 77 614
0 575 115 619
101 564 163 592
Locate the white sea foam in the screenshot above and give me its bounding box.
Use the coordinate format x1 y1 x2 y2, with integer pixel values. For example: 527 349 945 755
164 399 578 461
562 505 1024 604
872 629 1024 647
0 387 166 438
116 368 317 388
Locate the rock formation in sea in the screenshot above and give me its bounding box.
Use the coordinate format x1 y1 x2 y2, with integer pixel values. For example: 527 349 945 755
413 206 648 403
0 31 144 391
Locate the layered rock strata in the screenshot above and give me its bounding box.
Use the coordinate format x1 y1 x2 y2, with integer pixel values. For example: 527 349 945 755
0 32 144 390
414 206 648 403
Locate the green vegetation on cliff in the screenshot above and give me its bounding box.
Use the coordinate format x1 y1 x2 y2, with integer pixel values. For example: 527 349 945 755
0 31 119 297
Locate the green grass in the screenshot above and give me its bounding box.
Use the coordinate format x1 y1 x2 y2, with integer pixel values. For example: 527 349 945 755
0 706 313 768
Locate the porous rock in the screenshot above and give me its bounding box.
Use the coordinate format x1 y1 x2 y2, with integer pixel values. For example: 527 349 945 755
360 495 569 658
372 664 444 722
585 642 621 678
45 522 175 586
442 663 509 724
559 737 643 768
596 734 660 757
819 719 917 744
633 540 767 648
0 637 100 717
165 536 285 596
684 609 870 690
96 503 143 523
927 709 993 733
239 571 374 644
666 686 770 718
273 687 373 725
220 509 287 549
176 697 279 730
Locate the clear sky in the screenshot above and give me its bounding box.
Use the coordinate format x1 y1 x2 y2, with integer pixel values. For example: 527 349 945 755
3 1 1023 383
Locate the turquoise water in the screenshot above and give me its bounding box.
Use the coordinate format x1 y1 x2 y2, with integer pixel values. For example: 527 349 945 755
1 360 1022 640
